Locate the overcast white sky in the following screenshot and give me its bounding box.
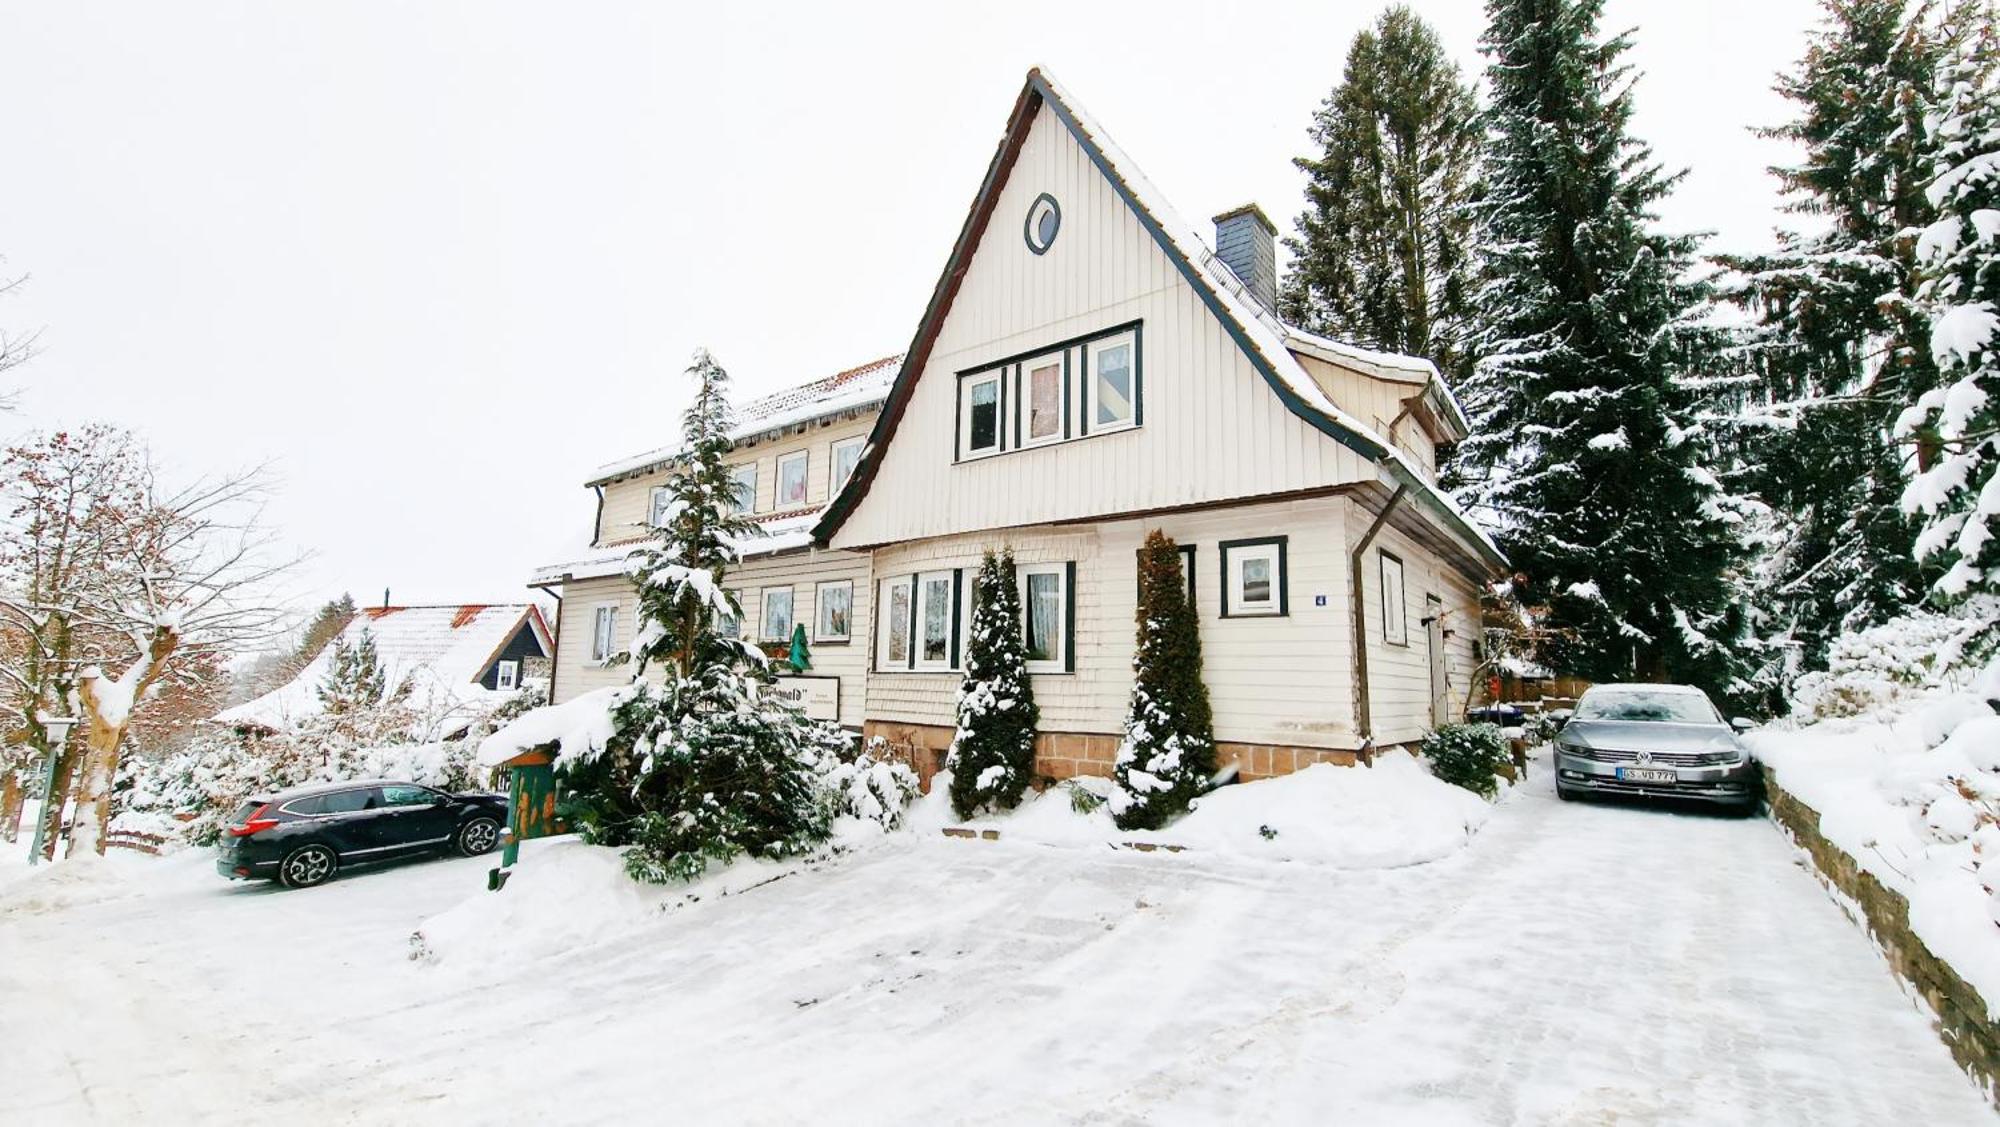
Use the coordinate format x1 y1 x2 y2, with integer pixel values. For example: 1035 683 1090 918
0 0 1819 623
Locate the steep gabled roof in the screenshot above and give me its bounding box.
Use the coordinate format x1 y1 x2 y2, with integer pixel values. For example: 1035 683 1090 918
213 603 551 733
811 67 1504 572
588 354 901 487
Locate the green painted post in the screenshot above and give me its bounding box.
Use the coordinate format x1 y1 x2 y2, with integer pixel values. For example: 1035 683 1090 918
25 748 59 866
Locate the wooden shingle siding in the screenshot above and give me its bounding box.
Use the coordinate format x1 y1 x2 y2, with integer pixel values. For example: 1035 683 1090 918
596 415 875 547
551 550 874 730
830 106 1376 551
862 494 1360 750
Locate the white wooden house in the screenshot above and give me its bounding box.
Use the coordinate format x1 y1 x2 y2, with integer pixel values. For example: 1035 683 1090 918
814 69 1504 782
533 68 1504 784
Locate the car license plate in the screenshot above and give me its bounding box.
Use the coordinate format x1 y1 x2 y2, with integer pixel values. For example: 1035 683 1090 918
1617 767 1677 784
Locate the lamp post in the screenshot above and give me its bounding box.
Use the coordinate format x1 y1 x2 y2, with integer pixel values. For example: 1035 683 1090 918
26 713 78 866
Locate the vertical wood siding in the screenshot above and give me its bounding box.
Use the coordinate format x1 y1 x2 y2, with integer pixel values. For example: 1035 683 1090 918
1344 498 1483 747
831 107 1376 550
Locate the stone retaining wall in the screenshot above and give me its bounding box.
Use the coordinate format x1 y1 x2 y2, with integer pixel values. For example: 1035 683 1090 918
1765 767 2000 1103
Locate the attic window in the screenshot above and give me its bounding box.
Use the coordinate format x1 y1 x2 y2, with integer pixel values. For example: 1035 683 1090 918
1024 192 1061 255
496 660 520 691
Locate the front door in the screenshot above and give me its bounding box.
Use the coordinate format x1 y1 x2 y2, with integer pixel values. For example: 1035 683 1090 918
1425 594 1451 725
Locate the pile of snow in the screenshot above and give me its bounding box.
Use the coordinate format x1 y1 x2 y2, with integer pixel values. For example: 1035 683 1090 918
413 836 828 967
1753 677 2000 1016
934 752 1495 869
1789 595 1999 723
0 851 157 917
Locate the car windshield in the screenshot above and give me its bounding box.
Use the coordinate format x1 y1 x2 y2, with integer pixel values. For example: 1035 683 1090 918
1576 689 1720 724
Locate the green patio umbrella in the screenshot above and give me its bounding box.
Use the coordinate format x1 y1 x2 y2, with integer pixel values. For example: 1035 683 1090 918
788 621 811 672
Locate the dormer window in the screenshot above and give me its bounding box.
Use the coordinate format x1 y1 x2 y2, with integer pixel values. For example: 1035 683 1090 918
959 370 1004 459
1086 331 1138 432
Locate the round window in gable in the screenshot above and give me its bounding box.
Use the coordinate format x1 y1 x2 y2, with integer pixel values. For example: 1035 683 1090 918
1024 193 1061 255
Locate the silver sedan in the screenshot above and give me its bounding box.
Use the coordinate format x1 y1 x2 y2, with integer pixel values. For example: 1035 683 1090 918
1553 683 1759 811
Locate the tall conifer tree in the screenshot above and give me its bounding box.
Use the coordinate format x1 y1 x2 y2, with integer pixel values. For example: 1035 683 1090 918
1902 4 2000 602
1282 5 1483 386
1455 0 1752 697
1718 0 1945 669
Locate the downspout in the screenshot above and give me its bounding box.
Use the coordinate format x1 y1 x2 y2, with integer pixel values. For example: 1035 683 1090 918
529 580 564 705
1350 484 1409 763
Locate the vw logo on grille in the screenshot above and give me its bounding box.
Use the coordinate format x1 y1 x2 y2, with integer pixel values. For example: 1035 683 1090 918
1636 750 1653 765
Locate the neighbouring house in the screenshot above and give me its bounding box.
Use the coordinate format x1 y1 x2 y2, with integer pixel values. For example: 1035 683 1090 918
530 355 900 729
215 603 554 740
531 67 1504 784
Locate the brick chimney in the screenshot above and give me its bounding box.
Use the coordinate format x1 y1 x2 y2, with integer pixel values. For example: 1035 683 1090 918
1213 204 1278 314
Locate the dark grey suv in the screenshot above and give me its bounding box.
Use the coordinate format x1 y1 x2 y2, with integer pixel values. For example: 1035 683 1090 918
1553 684 1759 811
215 780 507 888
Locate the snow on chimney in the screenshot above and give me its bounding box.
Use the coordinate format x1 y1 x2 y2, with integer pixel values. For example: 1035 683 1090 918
1213 204 1278 314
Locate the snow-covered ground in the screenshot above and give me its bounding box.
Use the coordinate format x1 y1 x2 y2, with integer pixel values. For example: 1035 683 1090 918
5 761 1992 1125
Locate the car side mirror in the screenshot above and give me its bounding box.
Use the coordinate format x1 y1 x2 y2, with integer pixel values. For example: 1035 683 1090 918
1549 714 1570 731
1731 717 1756 733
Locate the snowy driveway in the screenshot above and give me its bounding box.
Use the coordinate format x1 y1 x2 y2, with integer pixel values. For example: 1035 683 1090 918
5 771 1993 1125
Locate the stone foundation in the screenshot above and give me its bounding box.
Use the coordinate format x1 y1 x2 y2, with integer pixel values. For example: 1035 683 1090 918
1766 767 2000 1104
861 720 1358 787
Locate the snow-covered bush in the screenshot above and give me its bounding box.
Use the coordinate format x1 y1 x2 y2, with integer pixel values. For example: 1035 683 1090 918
1420 723 1509 799
1110 530 1215 830
946 550 1039 819
1790 595 2000 723
822 738 921 830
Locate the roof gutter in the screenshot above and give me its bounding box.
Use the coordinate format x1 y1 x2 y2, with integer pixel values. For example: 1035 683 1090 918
1351 484 1409 758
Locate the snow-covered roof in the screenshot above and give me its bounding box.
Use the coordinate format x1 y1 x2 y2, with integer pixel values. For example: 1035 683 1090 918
529 510 825 587
813 68 1506 573
587 355 901 486
212 604 551 733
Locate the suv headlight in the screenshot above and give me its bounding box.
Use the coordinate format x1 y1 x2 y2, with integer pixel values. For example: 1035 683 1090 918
1705 748 1745 766
1556 741 1594 761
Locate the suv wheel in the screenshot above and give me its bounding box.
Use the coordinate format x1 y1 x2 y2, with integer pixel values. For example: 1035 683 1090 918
278 844 337 889
455 816 502 857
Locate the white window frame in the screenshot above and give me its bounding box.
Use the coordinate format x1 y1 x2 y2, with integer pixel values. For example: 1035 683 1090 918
1380 550 1408 646
959 370 1005 460
719 588 742 638
830 436 865 494
877 575 913 670
727 463 758 514
590 605 618 664
1017 562 1069 674
1084 330 1138 434
760 586 795 644
495 659 520 691
775 450 809 508
914 569 957 671
648 486 675 529
1221 538 1286 618
814 579 853 643
1018 352 1066 448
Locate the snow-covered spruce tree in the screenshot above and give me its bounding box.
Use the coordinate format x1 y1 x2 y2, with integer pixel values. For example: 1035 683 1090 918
563 350 843 883
316 627 387 716
1109 531 1215 831
946 550 1039 820
1281 4 1483 387
1716 0 1945 671
1901 7 2000 604
1453 0 1756 702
